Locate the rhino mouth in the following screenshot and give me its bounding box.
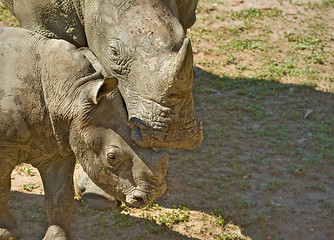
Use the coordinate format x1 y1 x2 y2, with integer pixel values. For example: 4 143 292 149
128 97 203 149
125 181 167 208
125 195 147 208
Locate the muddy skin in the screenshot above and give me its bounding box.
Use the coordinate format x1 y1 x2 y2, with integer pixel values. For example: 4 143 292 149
0 27 168 239
2 0 203 149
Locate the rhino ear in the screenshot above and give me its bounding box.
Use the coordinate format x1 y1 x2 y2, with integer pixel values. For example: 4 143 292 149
76 48 118 103
78 76 118 105
88 77 118 104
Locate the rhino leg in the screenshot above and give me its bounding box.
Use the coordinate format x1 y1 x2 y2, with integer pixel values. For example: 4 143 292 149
37 155 76 240
0 158 20 240
75 171 118 211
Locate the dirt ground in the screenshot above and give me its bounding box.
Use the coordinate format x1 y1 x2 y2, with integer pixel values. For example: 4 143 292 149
1 0 334 240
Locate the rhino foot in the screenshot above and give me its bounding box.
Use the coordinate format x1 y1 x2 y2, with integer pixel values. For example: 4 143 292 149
42 225 67 240
75 171 119 211
0 228 20 240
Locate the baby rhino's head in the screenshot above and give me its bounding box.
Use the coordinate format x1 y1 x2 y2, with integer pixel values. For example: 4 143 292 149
69 76 168 207
74 125 168 207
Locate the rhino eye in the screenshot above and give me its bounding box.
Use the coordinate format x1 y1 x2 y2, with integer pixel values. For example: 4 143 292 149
106 152 120 167
108 46 119 57
107 153 116 161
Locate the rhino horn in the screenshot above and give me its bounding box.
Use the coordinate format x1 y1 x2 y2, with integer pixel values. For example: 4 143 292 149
168 38 193 98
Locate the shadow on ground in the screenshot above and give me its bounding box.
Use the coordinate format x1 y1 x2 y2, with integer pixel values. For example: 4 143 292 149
157 67 334 239
9 191 198 240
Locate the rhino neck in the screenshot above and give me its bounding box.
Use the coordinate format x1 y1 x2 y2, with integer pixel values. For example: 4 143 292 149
32 37 102 156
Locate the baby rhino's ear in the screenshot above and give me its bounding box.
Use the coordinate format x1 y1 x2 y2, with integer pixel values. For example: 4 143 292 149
77 47 118 104
84 76 118 105
93 76 118 104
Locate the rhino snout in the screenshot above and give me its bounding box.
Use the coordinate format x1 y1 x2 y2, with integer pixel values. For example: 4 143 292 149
127 150 168 208
125 194 146 208
148 151 169 182
125 180 167 208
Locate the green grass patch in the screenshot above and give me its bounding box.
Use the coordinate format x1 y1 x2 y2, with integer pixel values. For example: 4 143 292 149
264 180 290 192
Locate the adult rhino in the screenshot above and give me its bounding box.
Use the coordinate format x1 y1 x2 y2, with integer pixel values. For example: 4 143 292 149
2 0 203 149
0 27 168 239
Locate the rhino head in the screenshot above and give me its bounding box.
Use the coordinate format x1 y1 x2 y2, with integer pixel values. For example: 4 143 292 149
78 0 202 149
68 50 168 207
69 86 169 208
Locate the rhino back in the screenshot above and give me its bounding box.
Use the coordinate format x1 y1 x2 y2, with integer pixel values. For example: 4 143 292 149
0 27 91 163
2 0 87 47
0 28 52 160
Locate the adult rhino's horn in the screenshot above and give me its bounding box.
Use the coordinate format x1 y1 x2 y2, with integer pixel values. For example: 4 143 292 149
168 38 193 98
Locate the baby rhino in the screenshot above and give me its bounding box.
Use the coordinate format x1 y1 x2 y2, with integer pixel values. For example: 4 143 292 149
0 27 168 239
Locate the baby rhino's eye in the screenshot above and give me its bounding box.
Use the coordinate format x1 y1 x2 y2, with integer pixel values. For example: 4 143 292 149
106 148 121 168
107 152 116 161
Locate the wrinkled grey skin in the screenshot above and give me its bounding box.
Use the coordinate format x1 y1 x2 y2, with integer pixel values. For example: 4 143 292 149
2 0 203 149
0 27 168 239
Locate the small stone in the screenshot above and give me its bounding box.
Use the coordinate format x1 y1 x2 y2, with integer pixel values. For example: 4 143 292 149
42 225 67 240
304 109 313 119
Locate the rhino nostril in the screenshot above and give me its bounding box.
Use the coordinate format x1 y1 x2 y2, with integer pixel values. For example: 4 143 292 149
129 117 147 130
129 117 148 143
131 127 143 142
